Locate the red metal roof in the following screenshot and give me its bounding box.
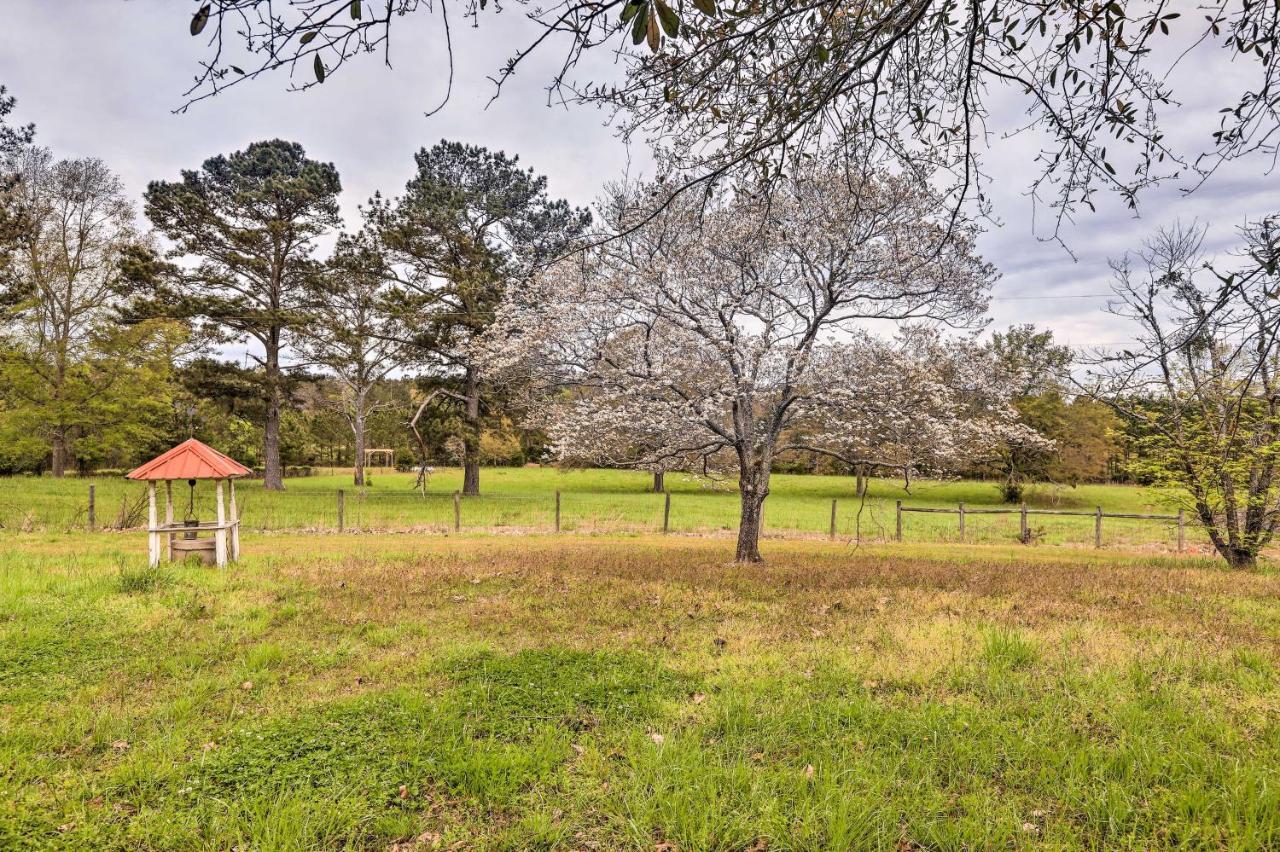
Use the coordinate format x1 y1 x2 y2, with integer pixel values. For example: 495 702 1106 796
126 439 252 481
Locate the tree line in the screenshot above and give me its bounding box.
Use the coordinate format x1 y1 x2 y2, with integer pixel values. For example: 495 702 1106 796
1 81 1277 567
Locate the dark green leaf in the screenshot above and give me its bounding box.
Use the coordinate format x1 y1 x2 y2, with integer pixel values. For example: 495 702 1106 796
314 55 326 83
654 0 680 38
190 3 211 36
350 0 361 19
301 30 319 44
631 5 649 46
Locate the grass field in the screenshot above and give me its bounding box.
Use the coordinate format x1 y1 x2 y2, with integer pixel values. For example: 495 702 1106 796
0 467 1198 553
1 532 1277 849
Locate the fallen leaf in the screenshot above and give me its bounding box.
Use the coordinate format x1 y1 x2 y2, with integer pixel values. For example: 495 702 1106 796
862 679 879 690
650 733 665 745
570 743 585 756
751 751 764 762
111 740 129 753
691 692 706 705
240 680 253 691
398 784 410 800
804 763 815 779
712 637 727 650
202 741 218 751
58 822 75 832
1021 822 1041 835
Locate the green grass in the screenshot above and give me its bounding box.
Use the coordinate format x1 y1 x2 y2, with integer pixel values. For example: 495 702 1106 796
1 532 1278 848
0 466 1196 552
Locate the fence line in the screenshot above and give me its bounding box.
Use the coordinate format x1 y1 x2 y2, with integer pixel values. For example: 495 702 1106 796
58 483 1192 553
896 500 1185 552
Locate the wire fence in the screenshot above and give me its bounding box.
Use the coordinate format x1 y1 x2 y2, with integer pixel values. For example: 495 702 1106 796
0 482 1199 554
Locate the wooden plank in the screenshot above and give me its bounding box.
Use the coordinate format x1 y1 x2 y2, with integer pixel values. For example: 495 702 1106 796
214 480 227 568
147 482 159 567
165 481 174 561
229 479 240 561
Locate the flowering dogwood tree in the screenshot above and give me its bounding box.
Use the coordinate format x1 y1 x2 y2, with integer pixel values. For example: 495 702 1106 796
489 165 996 562
799 331 1051 492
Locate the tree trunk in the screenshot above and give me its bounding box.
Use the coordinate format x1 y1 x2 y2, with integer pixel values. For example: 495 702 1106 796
462 365 481 496
50 427 69 478
735 488 767 563
1216 541 1258 570
352 407 366 487
855 465 865 497
652 470 665 493
735 462 771 563
262 334 285 491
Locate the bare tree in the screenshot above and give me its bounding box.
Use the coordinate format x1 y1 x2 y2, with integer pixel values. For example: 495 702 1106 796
1091 218 1280 569
294 234 415 486
178 2 1279 234
1 148 141 475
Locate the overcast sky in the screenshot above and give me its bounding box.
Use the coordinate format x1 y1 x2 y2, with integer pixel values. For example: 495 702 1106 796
3 0 1277 355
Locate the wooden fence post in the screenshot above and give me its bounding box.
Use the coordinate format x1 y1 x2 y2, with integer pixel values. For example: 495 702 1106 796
87 485 95 531
663 491 671 534
453 491 461 532
555 490 561 532
1177 509 1185 554
1019 502 1028 544
1095 506 1103 548
958 502 965 539
895 500 903 542
829 499 837 540
337 489 345 533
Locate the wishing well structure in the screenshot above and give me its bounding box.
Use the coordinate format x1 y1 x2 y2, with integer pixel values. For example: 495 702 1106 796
125 439 251 568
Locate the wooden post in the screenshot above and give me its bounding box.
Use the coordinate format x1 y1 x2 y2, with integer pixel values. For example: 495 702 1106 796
555 490 561 532
1019 502 1028 544
958 502 965 539
663 491 671 533
1094 506 1103 548
895 500 903 542
87 485 95 531
229 479 239 561
453 491 461 532
147 481 159 567
165 481 174 561
214 479 227 568
829 499 837 540
1177 508 1185 554
337 489 345 532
